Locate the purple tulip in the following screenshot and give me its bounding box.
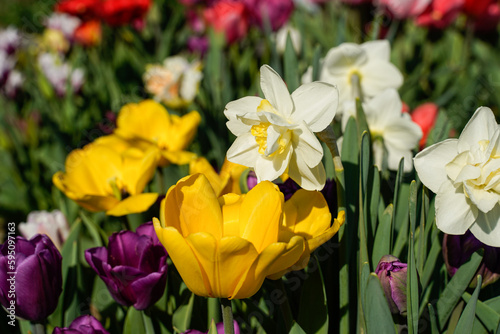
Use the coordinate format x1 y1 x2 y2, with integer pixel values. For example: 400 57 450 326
53 315 109 334
375 255 408 315
244 0 294 31
443 231 500 287
184 320 240 334
0 234 62 321
85 222 168 310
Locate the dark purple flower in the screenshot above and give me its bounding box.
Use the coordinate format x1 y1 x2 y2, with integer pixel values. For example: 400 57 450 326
278 178 337 211
184 320 240 334
85 222 168 310
187 36 209 56
443 231 500 287
375 255 408 315
53 315 109 334
0 234 62 321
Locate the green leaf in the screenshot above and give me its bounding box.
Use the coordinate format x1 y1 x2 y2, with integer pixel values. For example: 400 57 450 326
455 276 482 334
436 251 483 329
355 99 370 144
289 322 307 334
283 33 299 93
172 290 195 332
407 181 419 334
428 304 439 334
372 204 392 269
297 257 329 334
463 288 500 332
123 307 146 334
364 274 397 334
359 131 370 267
207 319 218 334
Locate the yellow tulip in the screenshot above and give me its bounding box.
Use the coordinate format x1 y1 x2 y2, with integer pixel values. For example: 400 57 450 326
268 190 345 279
53 144 159 216
114 100 201 166
189 157 247 196
153 174 306 299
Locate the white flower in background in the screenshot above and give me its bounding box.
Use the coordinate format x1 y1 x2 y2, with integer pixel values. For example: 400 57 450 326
0 50 15 83
38 52 84 96
302 40 403 111
143 55 203 109
225 64 339 191
414 107 500 247
4 70 23 97
45 13 81 40
0 26 21 54
342 89 422 172
19 210 70 250
274 24 301 54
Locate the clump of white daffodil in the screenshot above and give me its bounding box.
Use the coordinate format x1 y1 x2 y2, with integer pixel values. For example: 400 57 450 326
224 64 339 191
414 107 500 247
342 89 422 172
302 40 403 112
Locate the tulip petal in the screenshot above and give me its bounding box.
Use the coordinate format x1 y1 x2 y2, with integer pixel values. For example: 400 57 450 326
239 181 283 252
231 236 305 299
130 271 167 310
167 111 201 151
260 65 293 118
106 193 158 216
290 82 339 132
414 139 459 194
164 174 222 238
458 107 498 153
435 179 477 234
161 150 198 165
469 205 500 247
153 220 211 297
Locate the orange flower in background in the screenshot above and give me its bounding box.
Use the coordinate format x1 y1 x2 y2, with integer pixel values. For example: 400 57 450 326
114 100 201 166
74 20 101 46
53 144 159 216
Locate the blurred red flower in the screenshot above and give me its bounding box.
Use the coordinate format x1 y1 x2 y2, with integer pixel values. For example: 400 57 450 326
100 0 151 26
203 0 249 43
410 102 438 149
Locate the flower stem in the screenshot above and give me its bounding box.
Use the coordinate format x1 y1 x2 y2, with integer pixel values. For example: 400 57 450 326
30 321 45 334
142 309 155 334
220 298 234 334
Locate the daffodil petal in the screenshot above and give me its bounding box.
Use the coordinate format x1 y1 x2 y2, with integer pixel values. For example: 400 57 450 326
414 139 459 194
290 82 339 132
469 205 500 247
224 96 263 121
361 61 403 96
361 39 390 61
458 107 498 153
226 133 260 168
260 65 293 118
293 123 324 168
435 179 477 234
287 152 326 191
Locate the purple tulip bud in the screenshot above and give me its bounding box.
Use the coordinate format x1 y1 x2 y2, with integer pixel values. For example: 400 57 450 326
184 320 241 334
375 255 408 315
246 170 258 191
0 234 62 321
443 231 500 287
85 222 168 310
53 315 109 334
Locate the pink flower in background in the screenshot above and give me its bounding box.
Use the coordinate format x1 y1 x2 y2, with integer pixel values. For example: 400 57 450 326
18 210 70 251
244 0 294 31
376 0 431 20
45 13 81 40
203 0 249 43
410 102 438 149
415 0 464 29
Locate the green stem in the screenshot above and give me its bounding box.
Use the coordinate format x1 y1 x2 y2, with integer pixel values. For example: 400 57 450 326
142 309 155 334
274 279 293 332
30 321 45 334
220 298 234 334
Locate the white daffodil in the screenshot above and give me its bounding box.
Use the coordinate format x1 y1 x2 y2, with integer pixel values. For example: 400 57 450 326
302 40 403 110
414 107 500 247
342 89 422 172
225 64 339 191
